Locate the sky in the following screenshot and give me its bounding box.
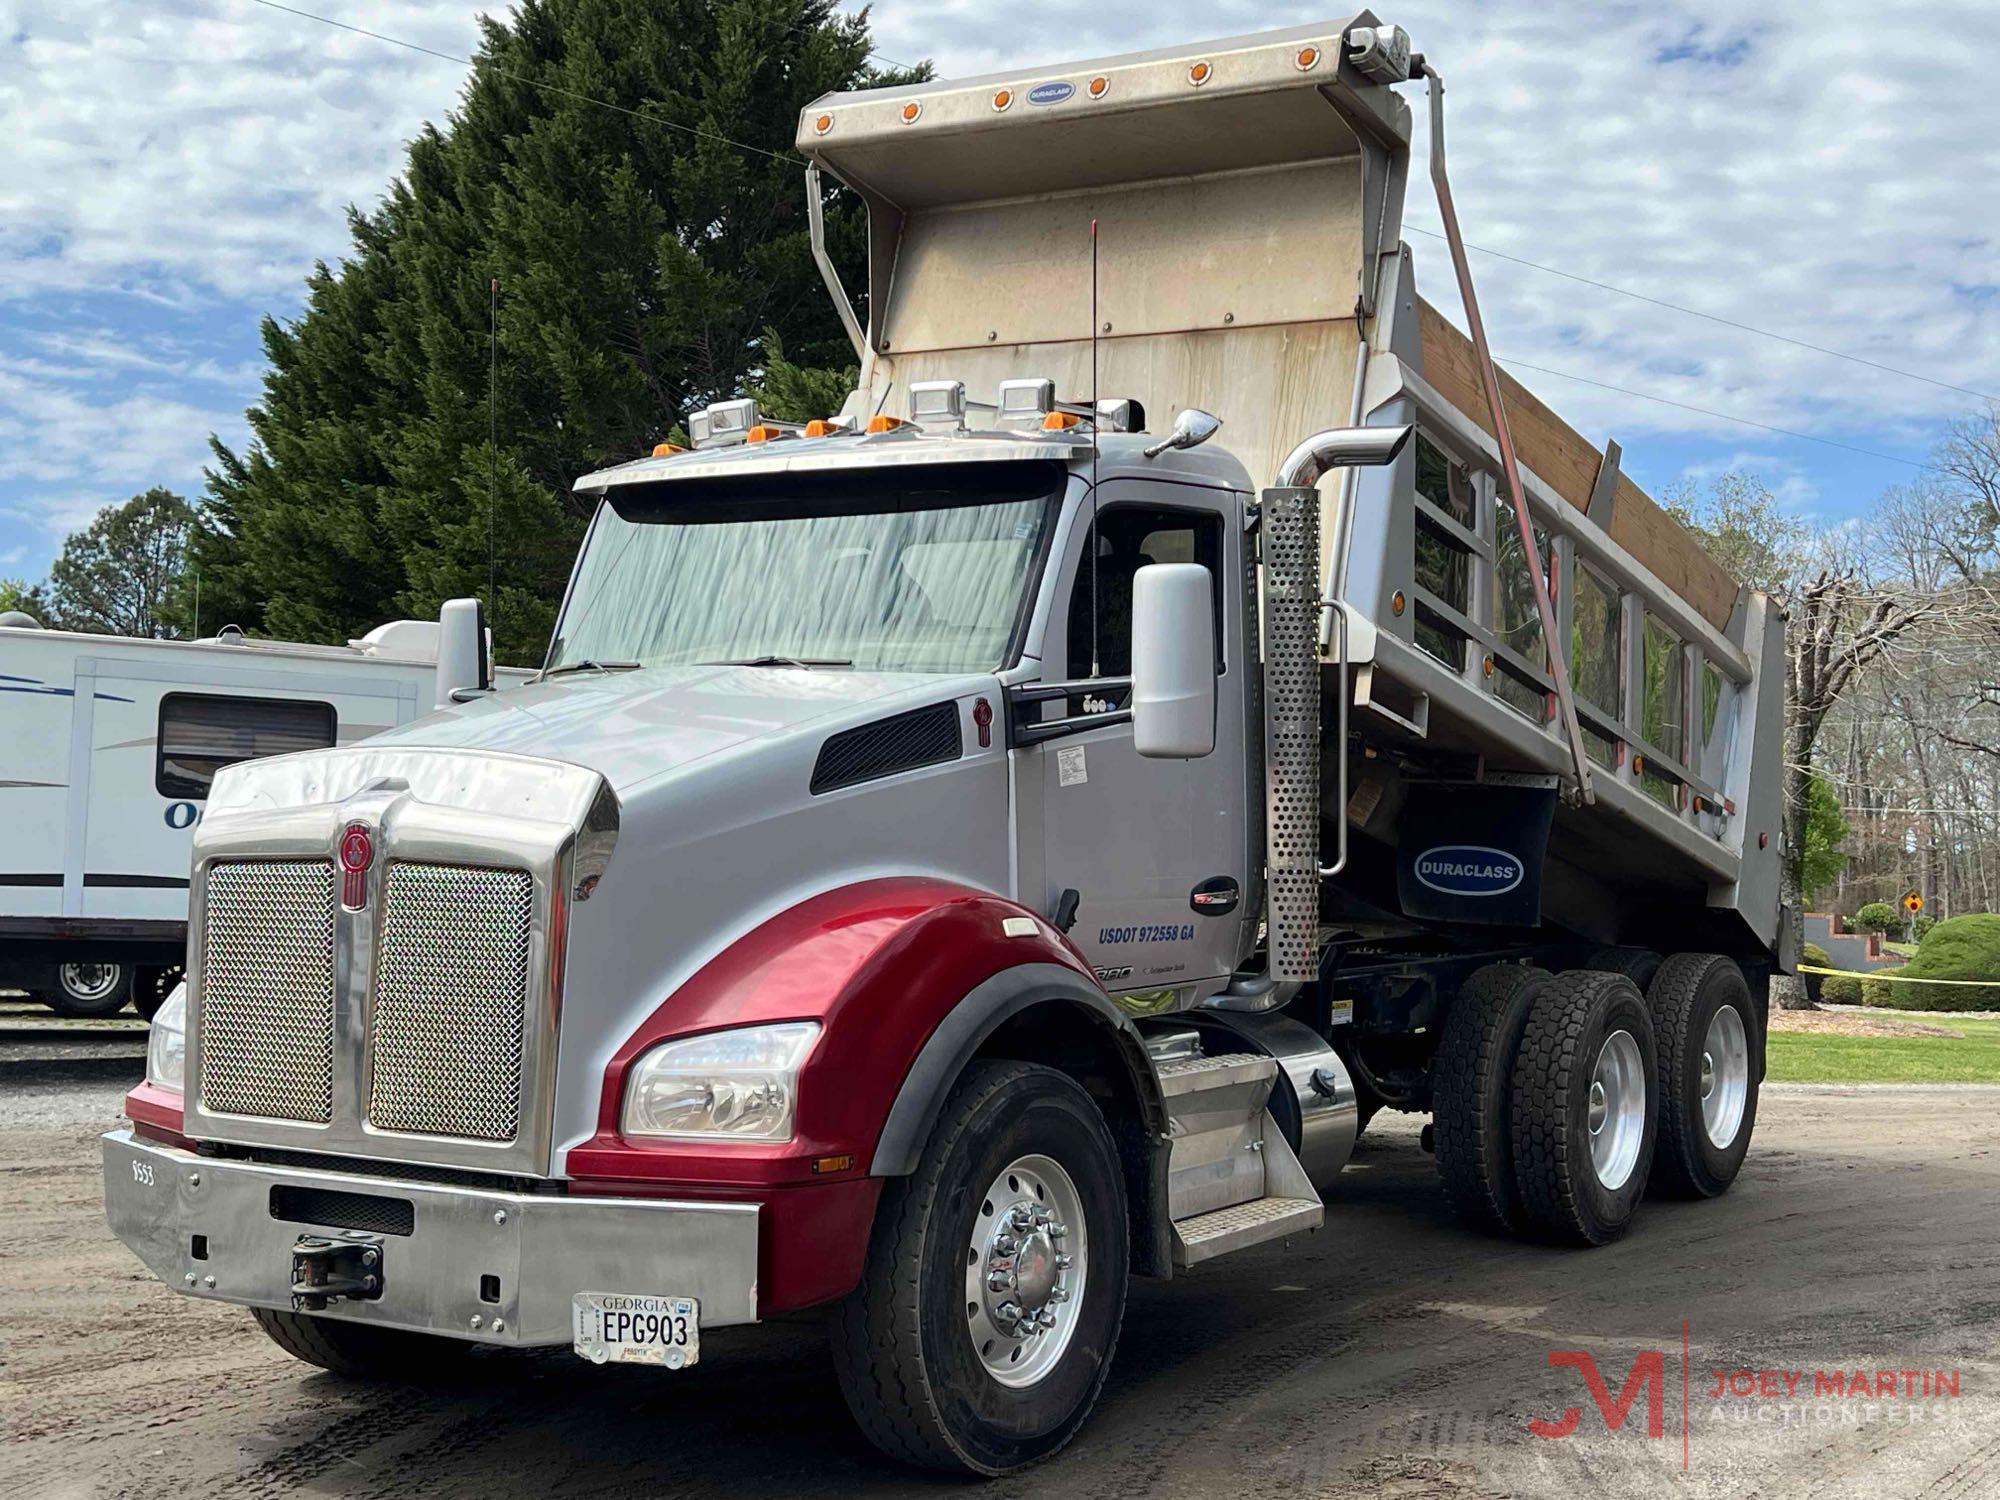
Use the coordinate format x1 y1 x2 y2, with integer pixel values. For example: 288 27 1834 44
1 1 1995 582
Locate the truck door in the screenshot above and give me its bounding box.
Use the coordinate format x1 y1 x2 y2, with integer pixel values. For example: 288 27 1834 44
1032 483 1252 999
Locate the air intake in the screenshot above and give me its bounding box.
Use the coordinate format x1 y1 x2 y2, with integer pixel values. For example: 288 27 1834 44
811 703 963 794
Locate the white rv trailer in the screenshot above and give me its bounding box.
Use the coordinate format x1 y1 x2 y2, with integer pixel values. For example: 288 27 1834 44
0 612 528 1015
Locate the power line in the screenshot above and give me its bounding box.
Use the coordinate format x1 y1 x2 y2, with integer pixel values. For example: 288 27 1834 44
1495 357 1927 470
1407 224 2000 406
244 0 798 162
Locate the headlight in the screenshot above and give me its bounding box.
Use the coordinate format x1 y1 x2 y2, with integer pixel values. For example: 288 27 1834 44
622 1022 820 1142
146 982 187 1094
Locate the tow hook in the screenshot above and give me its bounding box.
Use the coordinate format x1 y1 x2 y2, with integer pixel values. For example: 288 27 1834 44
291 1234 384 1310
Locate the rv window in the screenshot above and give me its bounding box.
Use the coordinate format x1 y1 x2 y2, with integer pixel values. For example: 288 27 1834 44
156 694 337 799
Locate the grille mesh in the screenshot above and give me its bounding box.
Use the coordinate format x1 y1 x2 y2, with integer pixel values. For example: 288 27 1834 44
1262 489 1322 982
811 702 962 794
200 860 337 1122
367 863 533 1141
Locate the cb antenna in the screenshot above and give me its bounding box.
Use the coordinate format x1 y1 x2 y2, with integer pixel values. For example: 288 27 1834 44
1089 217 1101 678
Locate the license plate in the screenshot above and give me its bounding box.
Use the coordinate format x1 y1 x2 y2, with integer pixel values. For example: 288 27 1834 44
572 1292 700 1368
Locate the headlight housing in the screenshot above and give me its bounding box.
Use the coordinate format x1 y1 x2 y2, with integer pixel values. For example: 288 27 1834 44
621 1021 821 1142
146 982 187 1094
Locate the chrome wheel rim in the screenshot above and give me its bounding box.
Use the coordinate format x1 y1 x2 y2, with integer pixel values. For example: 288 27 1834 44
965 1153 1086 1389
1701 1004 1750 1149
59 962 121 1003
1587 1029 1646 1191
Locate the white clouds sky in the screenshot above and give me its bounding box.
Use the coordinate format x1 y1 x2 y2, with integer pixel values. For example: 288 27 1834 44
1 0 1994 578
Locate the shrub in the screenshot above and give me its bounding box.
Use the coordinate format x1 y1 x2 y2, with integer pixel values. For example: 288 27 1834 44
1800 942 1832 1002
1872 913 2000 1012
1860 968 1905 1007
1913 914 1937 941
1819 972 1863 1005
1853 902 1898 935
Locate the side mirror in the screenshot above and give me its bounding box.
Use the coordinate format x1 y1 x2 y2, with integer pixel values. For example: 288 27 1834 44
1130 564 1216 758
1141 407 1222 460
435 598 492 708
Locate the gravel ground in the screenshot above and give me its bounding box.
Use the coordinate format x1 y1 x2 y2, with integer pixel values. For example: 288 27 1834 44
3 1079 1997 1499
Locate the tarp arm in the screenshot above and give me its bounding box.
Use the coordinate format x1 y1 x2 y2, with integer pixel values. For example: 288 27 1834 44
1422 63 1595 806
806 161 868 361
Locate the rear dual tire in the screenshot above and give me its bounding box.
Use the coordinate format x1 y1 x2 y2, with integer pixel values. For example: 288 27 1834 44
1646 953 1759 1198
1510 971 1659 1245
1432 964 1549 1236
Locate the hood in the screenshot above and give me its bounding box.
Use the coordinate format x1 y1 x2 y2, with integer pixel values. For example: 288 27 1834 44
367 664 986 793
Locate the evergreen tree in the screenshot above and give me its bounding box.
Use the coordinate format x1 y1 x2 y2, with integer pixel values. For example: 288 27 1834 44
192 0 912 662
43 487 195 638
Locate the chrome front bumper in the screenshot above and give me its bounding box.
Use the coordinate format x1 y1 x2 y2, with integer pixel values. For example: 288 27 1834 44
103 1130 760 1346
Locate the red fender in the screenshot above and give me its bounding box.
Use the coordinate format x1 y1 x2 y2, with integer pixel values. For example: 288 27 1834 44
564 876 1108 1313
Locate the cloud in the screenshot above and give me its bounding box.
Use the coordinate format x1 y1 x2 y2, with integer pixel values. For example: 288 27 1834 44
1 0 1994 578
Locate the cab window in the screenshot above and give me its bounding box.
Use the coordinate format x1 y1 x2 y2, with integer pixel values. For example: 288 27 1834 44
1065 506 1224 678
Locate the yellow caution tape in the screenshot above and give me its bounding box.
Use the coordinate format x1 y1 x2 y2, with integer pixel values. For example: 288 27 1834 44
1797 964 2000 988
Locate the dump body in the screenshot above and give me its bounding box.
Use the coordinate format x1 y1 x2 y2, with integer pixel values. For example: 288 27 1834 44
801 15 1788 960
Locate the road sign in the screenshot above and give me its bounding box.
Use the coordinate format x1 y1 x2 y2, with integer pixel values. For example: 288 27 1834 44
1903 890 1924 914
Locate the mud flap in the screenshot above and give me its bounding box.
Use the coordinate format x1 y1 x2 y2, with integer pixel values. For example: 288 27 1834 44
1394 782 1556 926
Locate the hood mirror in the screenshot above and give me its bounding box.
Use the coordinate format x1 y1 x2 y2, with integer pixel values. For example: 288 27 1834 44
1142 408 1222 460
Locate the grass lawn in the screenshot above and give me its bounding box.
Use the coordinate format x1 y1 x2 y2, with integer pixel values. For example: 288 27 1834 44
1767 1014 2000 1083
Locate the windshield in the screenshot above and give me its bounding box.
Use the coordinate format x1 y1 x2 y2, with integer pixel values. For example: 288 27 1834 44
549 462 1062 674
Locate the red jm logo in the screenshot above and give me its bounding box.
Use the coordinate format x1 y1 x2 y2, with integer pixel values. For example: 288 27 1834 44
1530 1350 1667 1440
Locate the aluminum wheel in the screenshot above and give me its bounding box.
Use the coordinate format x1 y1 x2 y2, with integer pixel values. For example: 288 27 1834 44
1587 1029 1647 1191
964 1153 1087 1389
1700 1004 1750 1149
59 962 122 1004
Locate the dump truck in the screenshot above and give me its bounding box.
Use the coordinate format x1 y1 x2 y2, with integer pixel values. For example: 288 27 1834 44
103 17 1791 1475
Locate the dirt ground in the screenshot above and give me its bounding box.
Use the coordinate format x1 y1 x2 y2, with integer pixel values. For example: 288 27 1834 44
4 1078 1998 1500
1768 1008 1965 1038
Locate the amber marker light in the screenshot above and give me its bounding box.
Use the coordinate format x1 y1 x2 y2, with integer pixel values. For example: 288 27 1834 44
993 88 1014 111
651 442 686 457
1042 412 1081 430
1087 75 1110 99
1188 60 1212 86
1296 45 1322 70
813 112 833 136
865 414 906 433
900 100 922 124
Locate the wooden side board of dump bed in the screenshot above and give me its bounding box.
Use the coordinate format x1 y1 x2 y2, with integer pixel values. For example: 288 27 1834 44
1414 299 1739 631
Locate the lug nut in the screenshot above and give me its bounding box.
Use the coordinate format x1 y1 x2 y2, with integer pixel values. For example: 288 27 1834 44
1055 1254 1073 1270
993 1233 1017 1255
1049 1222 1068 1241
995 1300 1023 1328
1050 1285 1072 1303
1009 1206 1034 1230
1036 1308 1057 1330
988 1270 1016 1294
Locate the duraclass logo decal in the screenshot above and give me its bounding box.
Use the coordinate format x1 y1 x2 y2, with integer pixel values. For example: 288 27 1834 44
1413 844 1524 897
1028 81 1075 105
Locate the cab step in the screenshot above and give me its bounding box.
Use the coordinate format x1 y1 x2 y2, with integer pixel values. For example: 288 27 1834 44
1171 1195 1324 1267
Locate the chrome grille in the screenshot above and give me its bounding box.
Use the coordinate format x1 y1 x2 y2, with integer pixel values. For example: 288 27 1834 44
200 860 337 1122
367 862 533 1141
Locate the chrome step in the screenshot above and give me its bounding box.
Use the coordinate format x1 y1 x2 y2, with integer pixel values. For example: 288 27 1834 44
1156 1053 1279 1220
1172 1194 1323 1267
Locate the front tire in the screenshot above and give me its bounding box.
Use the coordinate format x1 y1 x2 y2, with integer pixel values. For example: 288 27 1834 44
133 965 182 1022
250 1307 473 1378
1510 971 1659 1246
1646 954 1759 1198
830 1061 1128 1475
46 961 133 1017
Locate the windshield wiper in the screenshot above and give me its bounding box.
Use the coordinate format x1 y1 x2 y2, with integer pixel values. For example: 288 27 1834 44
702 655 854 669
535 658 642 682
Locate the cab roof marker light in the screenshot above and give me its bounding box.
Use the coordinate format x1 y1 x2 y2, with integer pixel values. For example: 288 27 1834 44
909 379 968 431
804 416 858 437
864 414 907 434
998 377 1056 425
